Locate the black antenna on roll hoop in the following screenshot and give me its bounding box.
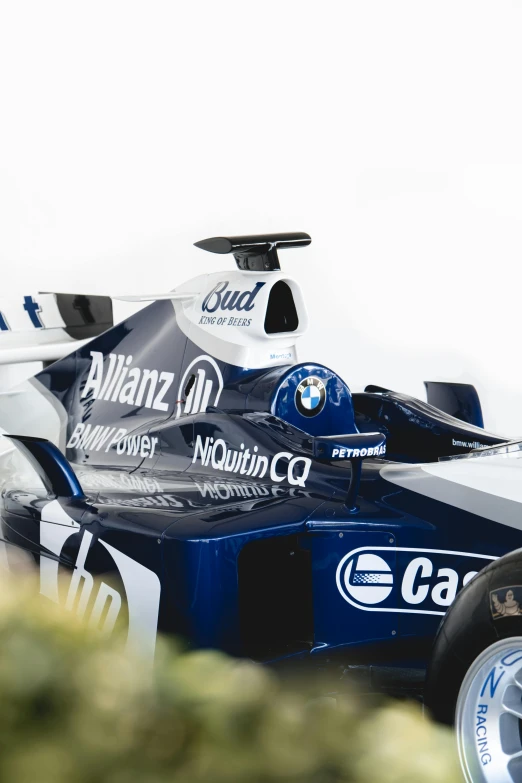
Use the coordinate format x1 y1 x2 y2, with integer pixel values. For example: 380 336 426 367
194 232 311 271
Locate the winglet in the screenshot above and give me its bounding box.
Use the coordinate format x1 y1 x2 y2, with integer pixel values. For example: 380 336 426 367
194 232 311 271
5 436 85 499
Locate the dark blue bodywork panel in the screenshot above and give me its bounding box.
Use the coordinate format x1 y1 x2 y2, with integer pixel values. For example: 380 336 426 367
1 289 518 694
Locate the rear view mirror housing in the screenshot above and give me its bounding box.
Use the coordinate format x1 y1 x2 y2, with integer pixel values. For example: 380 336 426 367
313 431 387 513
313 432 386 461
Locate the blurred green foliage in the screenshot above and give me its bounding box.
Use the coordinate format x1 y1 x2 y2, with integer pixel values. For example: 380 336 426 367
0 579 462 783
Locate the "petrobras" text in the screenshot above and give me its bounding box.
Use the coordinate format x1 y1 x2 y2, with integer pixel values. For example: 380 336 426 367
331 444 386 459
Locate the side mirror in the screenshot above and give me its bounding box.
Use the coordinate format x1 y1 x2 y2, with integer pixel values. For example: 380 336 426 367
313 432 386 461
313 431 387 512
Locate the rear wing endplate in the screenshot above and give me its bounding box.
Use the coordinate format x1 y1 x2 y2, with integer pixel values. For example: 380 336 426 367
0 292 113 365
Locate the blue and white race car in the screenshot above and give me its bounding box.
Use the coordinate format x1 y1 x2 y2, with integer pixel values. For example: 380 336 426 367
0 232 520 783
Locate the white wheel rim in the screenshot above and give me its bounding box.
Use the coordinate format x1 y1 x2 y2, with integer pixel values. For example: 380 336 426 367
456 637 522 783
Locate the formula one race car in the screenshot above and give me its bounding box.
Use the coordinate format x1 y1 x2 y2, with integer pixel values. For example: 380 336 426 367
0 233 521 782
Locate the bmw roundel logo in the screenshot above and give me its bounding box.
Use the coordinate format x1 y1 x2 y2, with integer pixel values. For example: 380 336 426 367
295 376 326 417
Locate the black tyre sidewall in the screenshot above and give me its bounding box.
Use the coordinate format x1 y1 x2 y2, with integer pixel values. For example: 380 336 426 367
425 549 522 724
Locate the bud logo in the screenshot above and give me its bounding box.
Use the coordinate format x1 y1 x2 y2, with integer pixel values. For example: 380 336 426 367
336 546 496 616
81 351 174 412
176 355 224 418
202 281 265 313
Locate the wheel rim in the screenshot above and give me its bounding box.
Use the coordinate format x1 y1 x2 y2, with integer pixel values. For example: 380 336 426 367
456 637 522 783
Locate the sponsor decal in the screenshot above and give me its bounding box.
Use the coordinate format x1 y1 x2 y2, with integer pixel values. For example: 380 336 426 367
0 295 43 331
295 376 326 418
176 355 224 418
475 704 491 767
23 295 43 328
200 280 265 325
336 546 496 616
85 478 307 510
67 423 158 459
111 484 305 510
194 479 307 501
104 493 190 509
202 281 265 313
342 553 394 605
81 350 174 412
270 352 293 361
82 476 307 508
331 444 386 459
452 438 487 450
39 499 161 662
199 315 253 327
490 586 522 619
78 472 162 493
192 435 312 488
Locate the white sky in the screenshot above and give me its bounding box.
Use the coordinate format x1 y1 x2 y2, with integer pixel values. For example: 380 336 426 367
1 1 521 433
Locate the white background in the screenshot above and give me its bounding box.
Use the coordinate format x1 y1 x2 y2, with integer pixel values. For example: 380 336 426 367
1 1 521 434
